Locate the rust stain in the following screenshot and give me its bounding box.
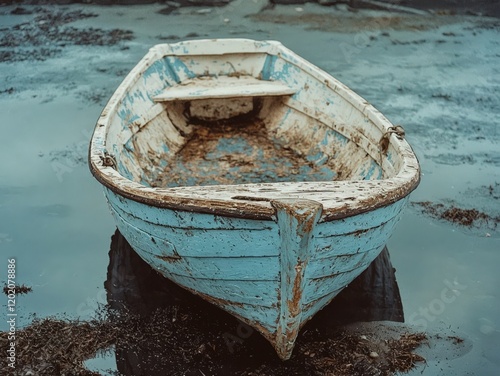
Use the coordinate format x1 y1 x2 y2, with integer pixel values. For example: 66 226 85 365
309 271 345 283
350 227 371 237
302 212 317 234
271 199 323 234
379 125 405 154
150 118 336 188
231 196 271 202
287 260 304 318
90 41 421 225
155 254 181 262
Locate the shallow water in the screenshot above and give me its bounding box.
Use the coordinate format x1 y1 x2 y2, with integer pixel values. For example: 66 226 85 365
1 2 499 375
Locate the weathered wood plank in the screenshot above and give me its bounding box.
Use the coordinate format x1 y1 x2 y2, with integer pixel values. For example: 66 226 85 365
132 243 280 283
303 243 385 305
107 194 280 258
153 76 295 102
106 189 274 230
311 205 405 260
155 272 278 308
112 211 280 280
307 251 373 280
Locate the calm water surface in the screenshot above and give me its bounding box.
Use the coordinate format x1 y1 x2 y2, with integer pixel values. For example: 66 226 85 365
1 3 499 375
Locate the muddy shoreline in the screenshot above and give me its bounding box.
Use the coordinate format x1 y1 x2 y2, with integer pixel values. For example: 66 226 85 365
0 232 428 376
2 0 500 18
1 1 499 375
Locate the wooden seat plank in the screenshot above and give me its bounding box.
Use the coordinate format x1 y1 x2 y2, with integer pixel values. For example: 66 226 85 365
153 76 296 102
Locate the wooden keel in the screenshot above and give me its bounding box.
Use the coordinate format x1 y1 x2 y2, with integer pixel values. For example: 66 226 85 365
271 199 323 360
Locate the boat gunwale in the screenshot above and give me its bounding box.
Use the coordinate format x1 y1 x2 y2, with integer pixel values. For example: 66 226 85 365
89 38 420 222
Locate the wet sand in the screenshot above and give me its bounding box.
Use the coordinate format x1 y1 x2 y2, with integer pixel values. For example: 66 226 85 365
1 1 499 375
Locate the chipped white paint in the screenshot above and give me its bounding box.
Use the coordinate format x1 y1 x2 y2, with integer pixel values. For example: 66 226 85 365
153 75 296 101
89 39 420 360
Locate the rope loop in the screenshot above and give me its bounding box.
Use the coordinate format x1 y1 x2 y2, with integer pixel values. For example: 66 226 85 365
380 125 405 153
100 152 116 169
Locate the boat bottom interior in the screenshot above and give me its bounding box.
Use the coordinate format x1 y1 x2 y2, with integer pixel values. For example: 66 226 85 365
119 95 386 188
152 119 337 188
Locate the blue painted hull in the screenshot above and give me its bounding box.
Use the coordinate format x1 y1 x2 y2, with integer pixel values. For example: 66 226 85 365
89 39 420 359
104 187 408 359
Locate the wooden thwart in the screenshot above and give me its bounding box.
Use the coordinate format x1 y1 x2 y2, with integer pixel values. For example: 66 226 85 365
153 75 296 102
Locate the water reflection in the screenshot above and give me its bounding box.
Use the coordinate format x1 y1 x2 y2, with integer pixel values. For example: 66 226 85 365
105 230 404 375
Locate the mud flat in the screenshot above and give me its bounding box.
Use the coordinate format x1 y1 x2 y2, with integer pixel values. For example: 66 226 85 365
0 1 499 375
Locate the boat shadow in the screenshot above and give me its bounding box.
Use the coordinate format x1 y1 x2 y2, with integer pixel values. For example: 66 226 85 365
105 229 404 375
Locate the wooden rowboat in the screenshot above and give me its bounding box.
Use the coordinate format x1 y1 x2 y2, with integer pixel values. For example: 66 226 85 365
89 39 420 360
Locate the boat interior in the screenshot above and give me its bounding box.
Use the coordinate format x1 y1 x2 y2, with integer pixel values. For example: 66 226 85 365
103 49 402 189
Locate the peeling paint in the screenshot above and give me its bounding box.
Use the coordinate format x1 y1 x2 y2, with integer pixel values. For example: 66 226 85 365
89 39 420 360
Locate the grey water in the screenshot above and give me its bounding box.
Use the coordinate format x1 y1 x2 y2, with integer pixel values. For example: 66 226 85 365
1 2 499 375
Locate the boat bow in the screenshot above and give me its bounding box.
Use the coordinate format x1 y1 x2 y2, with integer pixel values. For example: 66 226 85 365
271 199 323 360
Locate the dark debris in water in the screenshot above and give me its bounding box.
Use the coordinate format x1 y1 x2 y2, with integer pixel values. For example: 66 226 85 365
243 330 427 376
0 307 427 376
0 316 112 376
487 183 500 200
10 7 34 15
0 87 15 95
413 201 500 229
0 232 427 375
425 152 500 167
0 8 133 62
2 284 32 295
77 87 113 105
